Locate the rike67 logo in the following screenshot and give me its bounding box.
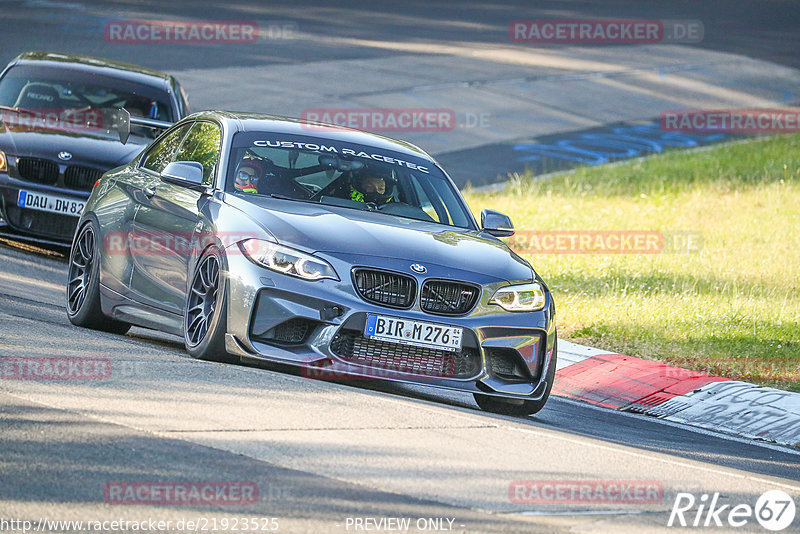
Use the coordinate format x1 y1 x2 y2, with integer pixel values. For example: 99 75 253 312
668 490 796 531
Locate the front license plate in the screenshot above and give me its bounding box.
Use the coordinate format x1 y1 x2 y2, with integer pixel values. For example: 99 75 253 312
17 190 85 216
365 314 463 352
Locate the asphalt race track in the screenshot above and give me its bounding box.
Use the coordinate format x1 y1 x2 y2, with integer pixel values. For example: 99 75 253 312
2 240 799 531
1 1 800 532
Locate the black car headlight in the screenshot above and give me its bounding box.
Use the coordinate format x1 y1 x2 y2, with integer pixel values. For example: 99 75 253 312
0 150 6 172
489 282 546 312
239 239 339 281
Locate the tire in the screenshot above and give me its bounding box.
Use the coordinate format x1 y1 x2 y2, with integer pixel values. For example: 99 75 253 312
184 248 232 362
66 219 131 335
474 335 558 416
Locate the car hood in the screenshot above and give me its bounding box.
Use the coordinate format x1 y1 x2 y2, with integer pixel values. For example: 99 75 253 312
0 126 144 167
227 195 533 283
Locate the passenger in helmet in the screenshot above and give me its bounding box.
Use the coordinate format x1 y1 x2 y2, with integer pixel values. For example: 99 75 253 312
233 150 331 197
233 154 264 193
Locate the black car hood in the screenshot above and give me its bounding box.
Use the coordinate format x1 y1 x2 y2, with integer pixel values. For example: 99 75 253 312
0 127 144 167
229 195 533 283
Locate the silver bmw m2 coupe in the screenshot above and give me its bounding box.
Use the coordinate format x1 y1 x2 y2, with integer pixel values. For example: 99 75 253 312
66 111 557 415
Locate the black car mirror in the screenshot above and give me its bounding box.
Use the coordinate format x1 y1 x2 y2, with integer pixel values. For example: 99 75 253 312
161 161 205 190
318 154 364 172
481 209 515 237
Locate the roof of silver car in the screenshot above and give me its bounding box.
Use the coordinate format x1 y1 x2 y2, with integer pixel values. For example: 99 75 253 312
186 110 434 161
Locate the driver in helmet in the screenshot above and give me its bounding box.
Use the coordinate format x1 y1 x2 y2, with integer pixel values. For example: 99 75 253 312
350 166 393 204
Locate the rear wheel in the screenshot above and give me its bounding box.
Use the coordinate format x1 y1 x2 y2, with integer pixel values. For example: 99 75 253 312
184 249 232 362
474 336 558 416
66 220 131 334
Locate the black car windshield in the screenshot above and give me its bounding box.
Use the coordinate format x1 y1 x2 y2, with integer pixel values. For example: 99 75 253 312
0 64 174 139
227 132 474 229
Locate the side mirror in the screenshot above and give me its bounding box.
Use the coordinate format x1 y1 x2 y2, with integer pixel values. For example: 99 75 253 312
161 161 205 190
481 209 514 237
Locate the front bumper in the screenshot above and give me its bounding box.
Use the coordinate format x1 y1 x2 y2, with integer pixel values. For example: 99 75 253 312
223 248 556 401
0 161 90 242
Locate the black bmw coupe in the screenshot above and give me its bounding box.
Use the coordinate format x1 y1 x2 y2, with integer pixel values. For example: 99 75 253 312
0 51 189 244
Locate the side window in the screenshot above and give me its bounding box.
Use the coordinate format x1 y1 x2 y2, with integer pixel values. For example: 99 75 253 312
410 175 445 224
141 123 192 173
174 121 222 186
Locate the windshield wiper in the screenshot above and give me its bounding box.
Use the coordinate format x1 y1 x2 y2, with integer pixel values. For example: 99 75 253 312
268 194 297 201
267 194 318 204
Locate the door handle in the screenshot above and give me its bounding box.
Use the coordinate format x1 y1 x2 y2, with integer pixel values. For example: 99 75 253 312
144 186 156 198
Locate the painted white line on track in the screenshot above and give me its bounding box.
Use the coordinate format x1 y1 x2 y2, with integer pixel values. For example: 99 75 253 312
0 272 64 292
193 349 800 463
266 382 800 489
504 424 800 492
553 395 800 457
3 373 799 519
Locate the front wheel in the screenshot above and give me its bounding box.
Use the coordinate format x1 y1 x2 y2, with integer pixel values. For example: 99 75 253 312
184 248 232 362
474 336 558 416
66 219 131 334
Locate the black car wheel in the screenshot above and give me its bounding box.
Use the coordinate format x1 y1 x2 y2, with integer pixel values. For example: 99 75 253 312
184 249 231 362
66 219 131 334
474 336 558 416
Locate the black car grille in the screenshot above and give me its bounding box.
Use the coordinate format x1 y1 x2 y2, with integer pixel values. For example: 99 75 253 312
65 166 102 191
420 280 480 315
2 204 78 239
330 330 481 379
17 158 59 185
353 269 416 309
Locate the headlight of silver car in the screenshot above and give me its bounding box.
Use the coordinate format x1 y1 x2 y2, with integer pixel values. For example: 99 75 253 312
239 239 339 281
489 282 546 312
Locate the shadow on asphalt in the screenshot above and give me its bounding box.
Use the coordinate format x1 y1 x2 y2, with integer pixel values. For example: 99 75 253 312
3 233 799 484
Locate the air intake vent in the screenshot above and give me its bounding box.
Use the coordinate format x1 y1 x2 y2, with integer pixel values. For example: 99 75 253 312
17 157 58 185
420 280 480 316
256 318 315 345
486 348 531 381
65 166 103 191
353 269 416 309
330 330 480 378
3 205 78 240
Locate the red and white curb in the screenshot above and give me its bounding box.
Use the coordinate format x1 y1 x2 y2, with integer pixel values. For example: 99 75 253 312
554 341 800 448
